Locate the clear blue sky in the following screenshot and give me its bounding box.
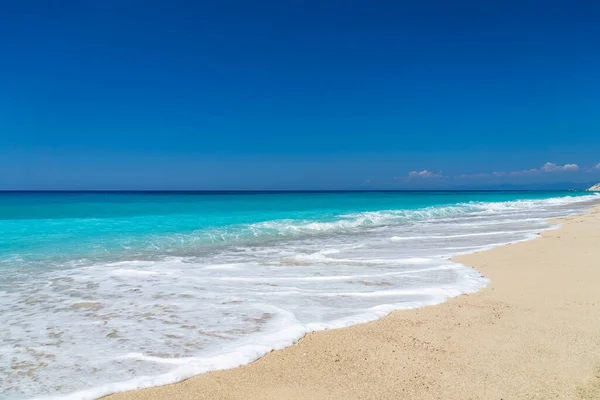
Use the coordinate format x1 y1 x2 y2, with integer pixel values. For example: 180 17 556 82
1 1 599 190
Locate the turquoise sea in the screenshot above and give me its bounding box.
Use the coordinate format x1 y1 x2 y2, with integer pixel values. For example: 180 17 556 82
0 191 598 399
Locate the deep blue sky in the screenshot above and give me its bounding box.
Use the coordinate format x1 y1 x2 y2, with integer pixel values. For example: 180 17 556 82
1 1 599 189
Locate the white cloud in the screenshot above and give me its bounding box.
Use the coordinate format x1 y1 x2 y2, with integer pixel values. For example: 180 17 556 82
510 168 540 176
494 162 579 177
402 161 582 183
540 162 579 172
595 163 600 169
408 169 442 178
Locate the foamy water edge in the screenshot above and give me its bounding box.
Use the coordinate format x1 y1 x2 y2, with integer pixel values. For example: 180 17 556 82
32 194 600 400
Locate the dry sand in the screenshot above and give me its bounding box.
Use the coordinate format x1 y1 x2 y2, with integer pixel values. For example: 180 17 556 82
108 204 600 400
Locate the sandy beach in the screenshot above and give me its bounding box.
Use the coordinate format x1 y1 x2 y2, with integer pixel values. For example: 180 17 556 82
107 203 600 400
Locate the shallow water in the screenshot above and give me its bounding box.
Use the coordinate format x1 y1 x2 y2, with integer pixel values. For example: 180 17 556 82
0 191 597 399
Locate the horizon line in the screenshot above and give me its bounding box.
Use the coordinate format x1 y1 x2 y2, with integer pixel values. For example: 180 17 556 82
0 189 589 194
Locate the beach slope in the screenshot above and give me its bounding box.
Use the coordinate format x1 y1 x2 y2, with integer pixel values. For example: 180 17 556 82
108 204 600 400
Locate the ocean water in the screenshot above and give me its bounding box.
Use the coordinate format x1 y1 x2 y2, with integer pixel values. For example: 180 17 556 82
0 191 597 399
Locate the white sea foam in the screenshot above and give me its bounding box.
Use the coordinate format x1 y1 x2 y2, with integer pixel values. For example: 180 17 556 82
0 194 598 400
390 229 540 241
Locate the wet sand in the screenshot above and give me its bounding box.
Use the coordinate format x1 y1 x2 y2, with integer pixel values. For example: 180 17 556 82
107 204 600 399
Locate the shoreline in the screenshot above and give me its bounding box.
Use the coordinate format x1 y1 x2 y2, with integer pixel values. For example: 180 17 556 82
105 202 600 399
